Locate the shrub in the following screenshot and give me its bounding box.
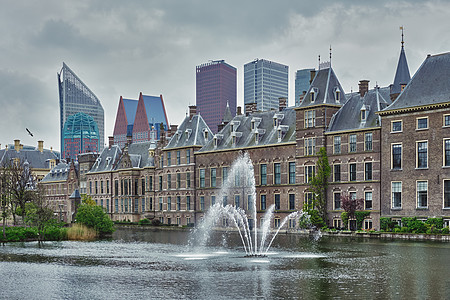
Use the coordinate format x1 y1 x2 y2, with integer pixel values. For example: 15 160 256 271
151 219 162 226
76 204 115 235
442 227 449 234
354 211 371 230
138 218 151 225
426 218 444 229
408 219 427 234
380 217 397 232
306 210 326 229
67 224 97 241
44 226 65 241
341 212 349 230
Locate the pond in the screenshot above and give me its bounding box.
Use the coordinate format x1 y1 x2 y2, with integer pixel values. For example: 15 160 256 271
0 228 449 299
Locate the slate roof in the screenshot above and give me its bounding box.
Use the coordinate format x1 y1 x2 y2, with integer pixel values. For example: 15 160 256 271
0 145 59 169
199 108 296 152
298 66 347 108
222 103 233 124
120 141 155 168
381 52 450 113
165 114 213 149
391 46 411 95
89 145 122 173
41 162 76 183
328 87 391 132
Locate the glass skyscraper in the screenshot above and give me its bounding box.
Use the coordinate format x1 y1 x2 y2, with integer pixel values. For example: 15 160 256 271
58 63 104 158
295 68 314 106
244 59 288 112
196 60 236 133
62 112 99 160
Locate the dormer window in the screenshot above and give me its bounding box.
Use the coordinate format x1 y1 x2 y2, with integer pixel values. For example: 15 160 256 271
361 106 367 121
231 121 240 133
213 134 223 149
176 130 182 142
185 129 192 141
203 129 209 141
310 87 318 103
251 120 255 131
255 133 259 145
334 87 341 102
214 136 218 149
273 114 284 127
232 135 237 147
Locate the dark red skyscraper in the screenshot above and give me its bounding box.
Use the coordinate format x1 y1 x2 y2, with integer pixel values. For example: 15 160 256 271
196 60 237 133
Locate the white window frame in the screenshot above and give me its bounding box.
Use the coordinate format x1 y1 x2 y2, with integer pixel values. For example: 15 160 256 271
334 136 341 154
443 114 450 127
416 180 428 209
416 140 428 169
391 120 403 133
364 132 373 151
349 134 357 153
333 191 342 210
391 181 402 209
364 191 373 210
416 117 429 130
443 139 450 167
391 143 402 170
443 179 450 209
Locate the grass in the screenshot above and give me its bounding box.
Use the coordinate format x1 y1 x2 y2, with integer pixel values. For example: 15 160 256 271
67 224 98 241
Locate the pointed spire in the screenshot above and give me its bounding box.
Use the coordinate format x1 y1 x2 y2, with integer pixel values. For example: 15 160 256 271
390 27 411 99
329 45 332 66
318 55 321 70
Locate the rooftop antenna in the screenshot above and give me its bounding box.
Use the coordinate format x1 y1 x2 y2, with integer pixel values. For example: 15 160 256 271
400 26 404 48
329 45 332 66
318 55 321 70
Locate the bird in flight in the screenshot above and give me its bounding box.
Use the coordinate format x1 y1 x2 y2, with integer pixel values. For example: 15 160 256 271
26 128 33 137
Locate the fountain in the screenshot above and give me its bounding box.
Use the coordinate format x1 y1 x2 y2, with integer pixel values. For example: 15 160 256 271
192 152 308 256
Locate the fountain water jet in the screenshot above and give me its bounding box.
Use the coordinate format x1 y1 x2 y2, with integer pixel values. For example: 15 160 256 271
192 152 307 256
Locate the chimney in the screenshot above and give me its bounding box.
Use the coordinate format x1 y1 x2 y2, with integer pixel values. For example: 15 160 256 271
14 139 20 152
108 136 114 149
189 105 197 119
279 97 287 111
359 80 369 97
20 144 23 151
237 106 242 116
170 125 178 137
310 70 316 84
38 140 44 153
245 103 252 116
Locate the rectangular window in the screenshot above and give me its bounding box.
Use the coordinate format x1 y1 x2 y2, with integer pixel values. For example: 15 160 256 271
200 196 205 211
444 115 450 127
260 194 266 210
160 154 163 167
444 180 450 208
365 191 373 210
211 168 217 187
274 163 281 184
141 178 144 195
200 169 205 188
260 164 267 185
159 176 163 191
222 167 228 184
134 199 139 213
177 196 181 211
334 164 341 182
167 152 171 166
167 174 172 189
391 120 402 132
115 199 118 213
148 176 153 191
349 134 357 152
304 137 315 156
234 195 240 208
95 181 98 194
142 198 145 212
167 197 172 211
124 198 128 212
289 194 295 210
177 150 180 165
107 180 110 194
334 192 341 210
305 165 315 183
186 149 191 164
417 141 428 169
135 179 138 195
289 162 296 184
365 162 372 181
114 180 118 196
211 195 216 206
350 192 356 201
417 181 428 208
247 195 252 210
223 196 228 206
304 110 315 128
392 144 402 170
275 194 280 210
334 136 341 154
187 196 191 210
445 139 450 166
392 182 402 208
364 219 373 230
349 163 356 181
304 193 314 209
187 172 191 188
417 117 428 129
159 197 163 211
365 132 373 151
177 173 181 189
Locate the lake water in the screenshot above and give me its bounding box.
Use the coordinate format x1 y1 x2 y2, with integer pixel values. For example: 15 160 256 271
1 228 449 299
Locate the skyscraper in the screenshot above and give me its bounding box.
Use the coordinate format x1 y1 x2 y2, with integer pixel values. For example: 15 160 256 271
196 60 236 133
244 59 288 112
295 68 314 106
62 112 100 160
58 63 104 158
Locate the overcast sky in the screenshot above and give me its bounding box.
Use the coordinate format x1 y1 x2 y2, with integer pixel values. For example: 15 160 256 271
1 0 450 151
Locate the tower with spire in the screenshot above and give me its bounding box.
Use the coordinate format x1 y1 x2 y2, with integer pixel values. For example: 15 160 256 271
390 27 411 102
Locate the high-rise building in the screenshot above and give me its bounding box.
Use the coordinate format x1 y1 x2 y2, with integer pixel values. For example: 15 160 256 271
58 63 104 158
196 60 237 133
295 68 314 106
62 112 100 160
244 59 288 113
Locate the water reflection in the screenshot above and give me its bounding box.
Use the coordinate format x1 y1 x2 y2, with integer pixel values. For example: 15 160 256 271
0 228 449 299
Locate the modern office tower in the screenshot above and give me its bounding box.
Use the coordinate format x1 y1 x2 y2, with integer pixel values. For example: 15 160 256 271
113 93 169 149
244 59 288 113
295 68 314 106
196 60 237 133
62 112 100 160
58 63 104 158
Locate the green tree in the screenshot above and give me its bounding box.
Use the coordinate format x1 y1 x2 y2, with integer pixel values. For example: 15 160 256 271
0 164 12 240
309 147 331 225
75 198 115 235
9 160 36 224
